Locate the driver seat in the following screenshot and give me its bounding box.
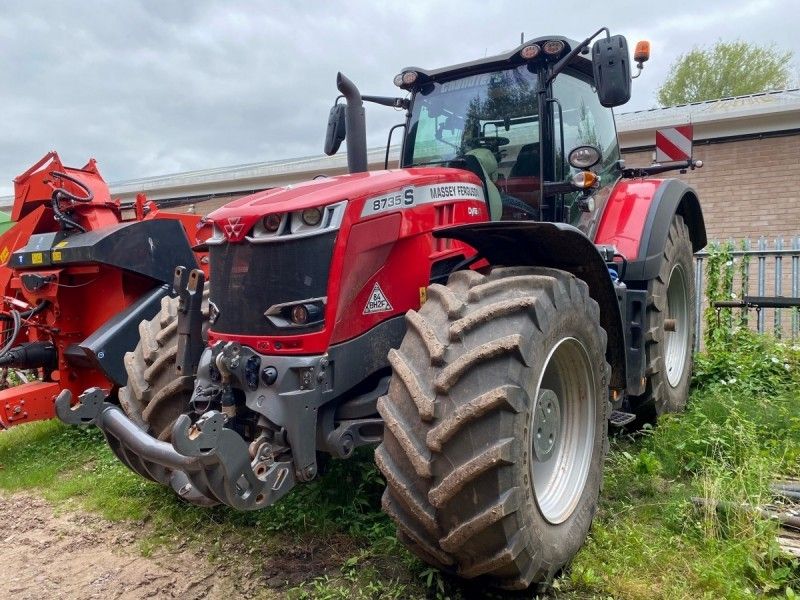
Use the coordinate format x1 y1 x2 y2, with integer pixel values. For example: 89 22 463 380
465 148 502 220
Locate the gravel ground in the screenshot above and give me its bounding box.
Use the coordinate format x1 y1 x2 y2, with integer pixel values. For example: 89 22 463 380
0 493 269 600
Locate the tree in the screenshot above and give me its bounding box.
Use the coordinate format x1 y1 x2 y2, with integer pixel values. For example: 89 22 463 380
657 40 793 106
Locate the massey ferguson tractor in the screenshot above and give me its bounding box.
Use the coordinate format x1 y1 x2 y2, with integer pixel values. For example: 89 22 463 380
59 29 706 589
0 152 208 430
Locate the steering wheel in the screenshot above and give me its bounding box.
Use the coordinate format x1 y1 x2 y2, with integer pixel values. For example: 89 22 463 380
468 136 510 152
501 194 539 219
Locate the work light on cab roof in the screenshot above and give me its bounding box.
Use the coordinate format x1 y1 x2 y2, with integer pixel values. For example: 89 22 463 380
542 39 565 55
393 70 418 88
520 44 540 59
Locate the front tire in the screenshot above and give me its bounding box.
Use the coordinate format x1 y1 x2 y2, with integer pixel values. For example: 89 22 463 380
376 267 609 589
119 291 208 440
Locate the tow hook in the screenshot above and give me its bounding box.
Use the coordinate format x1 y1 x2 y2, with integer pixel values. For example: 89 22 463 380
56 387 296 510
55 387 217 507
171 409 296 509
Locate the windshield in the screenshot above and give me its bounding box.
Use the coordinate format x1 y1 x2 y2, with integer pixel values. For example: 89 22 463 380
402 65 540 177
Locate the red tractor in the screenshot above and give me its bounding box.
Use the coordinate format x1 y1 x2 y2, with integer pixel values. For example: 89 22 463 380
0 152 208 429
59 29 705 589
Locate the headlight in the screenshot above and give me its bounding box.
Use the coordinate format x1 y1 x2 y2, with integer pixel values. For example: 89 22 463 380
301 207 323 227
264 298 326 328
263 213 283 233
291 304 309 325
247 201 347 243
568 146 602 169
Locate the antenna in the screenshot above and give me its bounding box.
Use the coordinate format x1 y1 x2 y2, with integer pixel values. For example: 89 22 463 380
520 32 524 44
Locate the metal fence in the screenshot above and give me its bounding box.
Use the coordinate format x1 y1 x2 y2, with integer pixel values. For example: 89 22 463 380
694 236 800 350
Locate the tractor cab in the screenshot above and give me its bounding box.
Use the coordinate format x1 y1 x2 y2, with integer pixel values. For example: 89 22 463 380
327 32 634 232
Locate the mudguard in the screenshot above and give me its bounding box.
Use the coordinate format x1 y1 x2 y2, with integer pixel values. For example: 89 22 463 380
435 221 626 391
595 178 706 282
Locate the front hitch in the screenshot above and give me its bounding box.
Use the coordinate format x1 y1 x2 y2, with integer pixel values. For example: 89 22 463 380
56 387 296 510
171 411 296 510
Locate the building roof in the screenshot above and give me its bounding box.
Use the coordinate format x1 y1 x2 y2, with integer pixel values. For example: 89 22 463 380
2 89 799 207
616 88 800 148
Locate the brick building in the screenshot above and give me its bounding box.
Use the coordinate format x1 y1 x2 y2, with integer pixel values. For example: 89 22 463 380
617 89 800 242
3 90 799 244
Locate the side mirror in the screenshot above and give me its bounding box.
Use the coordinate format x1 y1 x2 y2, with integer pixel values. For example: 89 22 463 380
324 103 347 156
591 34 632 108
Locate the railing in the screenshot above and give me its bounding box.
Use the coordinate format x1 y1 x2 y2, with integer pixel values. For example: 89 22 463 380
694 236 800 350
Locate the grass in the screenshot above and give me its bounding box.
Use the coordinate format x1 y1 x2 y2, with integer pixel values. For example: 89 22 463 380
560 332 800 600
1 329 799 599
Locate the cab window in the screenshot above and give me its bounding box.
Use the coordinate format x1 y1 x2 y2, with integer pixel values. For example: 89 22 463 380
553 72 620 224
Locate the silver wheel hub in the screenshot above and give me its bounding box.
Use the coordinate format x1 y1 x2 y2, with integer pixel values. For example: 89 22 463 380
665 263 689 387
530 337 596 525
533 389 561 461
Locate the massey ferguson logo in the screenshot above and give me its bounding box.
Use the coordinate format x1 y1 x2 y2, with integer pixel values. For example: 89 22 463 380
223 216 245 238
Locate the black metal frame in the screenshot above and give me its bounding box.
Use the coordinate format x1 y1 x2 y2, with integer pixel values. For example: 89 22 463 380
714 296 800 309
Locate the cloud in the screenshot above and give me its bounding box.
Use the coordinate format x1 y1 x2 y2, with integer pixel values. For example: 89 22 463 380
0 0 795 196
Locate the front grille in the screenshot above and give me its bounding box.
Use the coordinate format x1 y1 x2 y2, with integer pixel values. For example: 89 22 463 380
209 232 336 336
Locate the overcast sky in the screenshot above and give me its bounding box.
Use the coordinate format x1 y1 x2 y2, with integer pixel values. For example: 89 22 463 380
1 0 797 196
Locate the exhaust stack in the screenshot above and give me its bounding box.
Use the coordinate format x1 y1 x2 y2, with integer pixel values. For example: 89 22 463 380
336 72 368 174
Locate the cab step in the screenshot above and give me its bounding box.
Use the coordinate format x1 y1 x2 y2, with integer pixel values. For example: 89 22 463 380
608 410 636 427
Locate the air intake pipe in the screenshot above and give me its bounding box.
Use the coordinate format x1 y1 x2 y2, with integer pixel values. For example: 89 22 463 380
336 72 368 174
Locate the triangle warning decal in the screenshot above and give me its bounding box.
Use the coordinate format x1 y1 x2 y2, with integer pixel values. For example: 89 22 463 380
363 282 393 314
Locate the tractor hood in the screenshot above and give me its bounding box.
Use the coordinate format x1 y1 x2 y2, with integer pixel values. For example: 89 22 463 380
207 166 485 237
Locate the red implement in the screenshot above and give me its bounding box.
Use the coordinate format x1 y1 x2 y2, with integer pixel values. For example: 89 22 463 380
0 152 209 429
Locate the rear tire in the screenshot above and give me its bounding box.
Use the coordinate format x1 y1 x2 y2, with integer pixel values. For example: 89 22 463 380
630 214 695 422
376 266 609 589
119 291 208 440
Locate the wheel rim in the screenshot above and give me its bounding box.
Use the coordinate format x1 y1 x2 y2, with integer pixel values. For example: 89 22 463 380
530 337 596 525
665 263 689 387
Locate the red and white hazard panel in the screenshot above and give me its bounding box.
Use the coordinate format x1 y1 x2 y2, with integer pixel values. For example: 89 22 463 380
655 125 693 162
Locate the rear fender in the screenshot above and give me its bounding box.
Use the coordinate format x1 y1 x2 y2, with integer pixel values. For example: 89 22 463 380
435 221 626 391
595 178 706 282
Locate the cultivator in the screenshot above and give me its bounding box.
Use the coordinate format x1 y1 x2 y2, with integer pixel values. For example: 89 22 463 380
0 152 209 428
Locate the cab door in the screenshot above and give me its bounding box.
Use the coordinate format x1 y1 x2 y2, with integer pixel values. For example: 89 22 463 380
552 71 622 236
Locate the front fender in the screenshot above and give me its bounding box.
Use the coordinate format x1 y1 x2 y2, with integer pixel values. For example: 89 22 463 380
435 221 626 391
595 178 706 281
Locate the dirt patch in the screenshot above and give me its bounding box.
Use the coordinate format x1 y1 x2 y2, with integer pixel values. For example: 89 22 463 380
0 493 275 599
260 538 348 590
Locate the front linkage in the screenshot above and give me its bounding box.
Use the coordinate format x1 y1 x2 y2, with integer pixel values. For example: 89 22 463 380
57 266 297 510
56 387 295 509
